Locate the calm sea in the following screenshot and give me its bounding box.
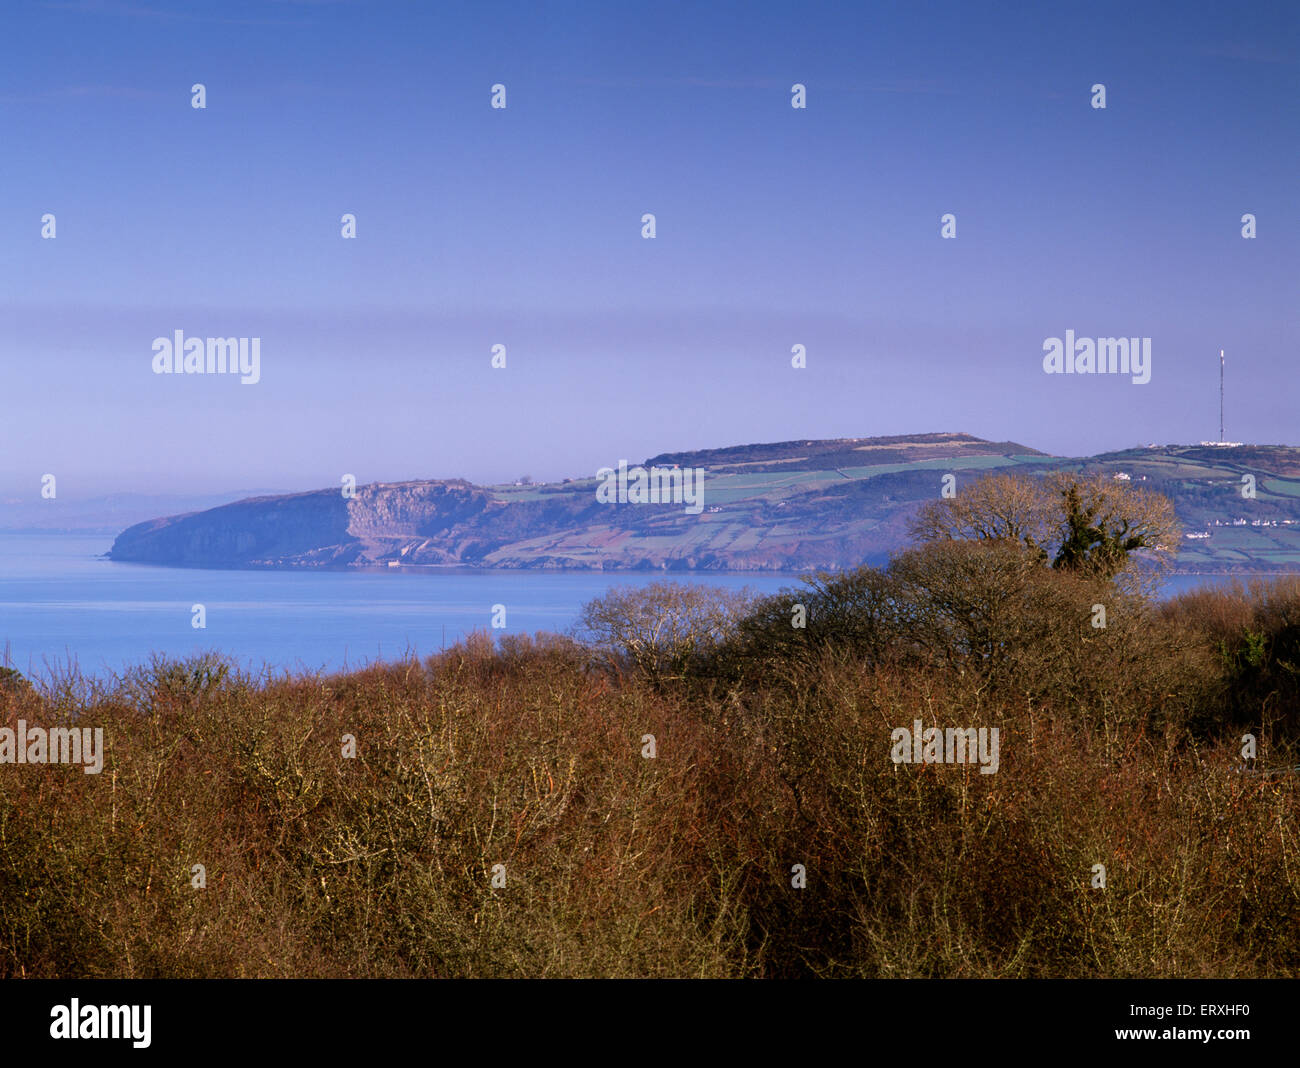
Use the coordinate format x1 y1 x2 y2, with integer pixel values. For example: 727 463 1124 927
0 533 1250 683
0 534 793 682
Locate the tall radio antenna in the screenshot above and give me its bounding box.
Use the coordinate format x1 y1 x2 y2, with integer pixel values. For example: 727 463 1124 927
1220 349 1225 443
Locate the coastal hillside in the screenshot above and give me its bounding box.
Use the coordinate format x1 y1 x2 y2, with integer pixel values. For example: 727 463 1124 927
107 433 1300 572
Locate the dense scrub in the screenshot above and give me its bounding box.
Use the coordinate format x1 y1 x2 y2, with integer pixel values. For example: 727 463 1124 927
1 561 1297 978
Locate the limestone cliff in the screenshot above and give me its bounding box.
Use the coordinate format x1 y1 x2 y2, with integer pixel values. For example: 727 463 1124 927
107 435 1300 572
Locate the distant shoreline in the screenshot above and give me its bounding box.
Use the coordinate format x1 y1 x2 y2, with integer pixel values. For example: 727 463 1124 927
95 553 1299 581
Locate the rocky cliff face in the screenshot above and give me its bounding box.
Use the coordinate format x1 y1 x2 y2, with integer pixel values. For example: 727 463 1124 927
110 481 492 568
104 465 989 573
107 436 1300 573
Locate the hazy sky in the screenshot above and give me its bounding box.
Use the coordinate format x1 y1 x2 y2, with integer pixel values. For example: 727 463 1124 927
1 0 1296 497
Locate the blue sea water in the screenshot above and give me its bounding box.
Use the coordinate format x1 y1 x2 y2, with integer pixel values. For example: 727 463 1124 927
0 533 1253 683
0 534 793 682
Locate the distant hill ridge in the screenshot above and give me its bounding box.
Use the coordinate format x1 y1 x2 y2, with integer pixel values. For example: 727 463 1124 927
107 433 1300 573
645 431 1046 472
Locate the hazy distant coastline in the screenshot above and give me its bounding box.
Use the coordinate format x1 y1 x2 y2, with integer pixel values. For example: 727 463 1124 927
102 433 1300 575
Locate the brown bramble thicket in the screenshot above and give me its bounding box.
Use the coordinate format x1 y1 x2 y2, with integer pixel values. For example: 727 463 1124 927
0 475 1296 977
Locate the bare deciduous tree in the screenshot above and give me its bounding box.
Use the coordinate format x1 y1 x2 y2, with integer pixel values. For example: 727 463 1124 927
910 471 1180 588
909 473 1056 563
574 581 754 684
1047 472 1180 584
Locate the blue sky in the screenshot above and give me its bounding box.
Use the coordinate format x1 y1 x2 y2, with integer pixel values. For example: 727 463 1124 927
1 0 1296 497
